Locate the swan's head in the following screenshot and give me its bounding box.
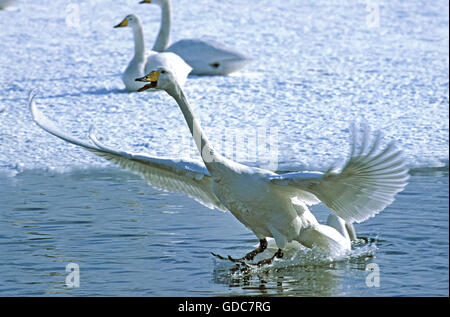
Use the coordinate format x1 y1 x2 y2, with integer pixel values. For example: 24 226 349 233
114 14 140 29
135 68 177 92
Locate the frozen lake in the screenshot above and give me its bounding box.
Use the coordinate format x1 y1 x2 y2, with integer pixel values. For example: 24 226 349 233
0 0 448 296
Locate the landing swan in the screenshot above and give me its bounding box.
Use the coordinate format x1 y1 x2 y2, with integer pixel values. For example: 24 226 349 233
29 69 408 264
114 14 191 91
139 0 252 76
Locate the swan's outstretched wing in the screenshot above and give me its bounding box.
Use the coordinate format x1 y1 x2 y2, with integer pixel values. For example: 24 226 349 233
268 123 409 223
29 91 226 211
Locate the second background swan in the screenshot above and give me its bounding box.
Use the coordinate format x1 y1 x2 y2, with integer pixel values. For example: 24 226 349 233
140 0 253 76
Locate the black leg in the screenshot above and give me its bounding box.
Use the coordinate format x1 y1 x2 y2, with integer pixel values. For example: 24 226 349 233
228 239 268 262
254 249 283 266
211 239 268 262
237 249 283 269
210 252 228 260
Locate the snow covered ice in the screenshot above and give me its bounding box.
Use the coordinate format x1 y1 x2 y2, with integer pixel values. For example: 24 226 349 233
0 0 448 175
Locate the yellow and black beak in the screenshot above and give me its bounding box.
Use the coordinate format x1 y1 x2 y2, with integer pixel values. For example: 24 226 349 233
114 18 129 28
139 0 152 4
135 71 160 92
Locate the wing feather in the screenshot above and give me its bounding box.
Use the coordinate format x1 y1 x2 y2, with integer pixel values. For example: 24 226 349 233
269 123 409 223
28 91 226 211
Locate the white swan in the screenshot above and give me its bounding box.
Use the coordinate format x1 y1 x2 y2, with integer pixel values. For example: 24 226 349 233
139 0 253 76
0 0 16 9
114 14 191 91
29 69 408 264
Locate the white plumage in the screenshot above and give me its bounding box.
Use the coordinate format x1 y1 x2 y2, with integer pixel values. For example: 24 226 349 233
269 123 409 224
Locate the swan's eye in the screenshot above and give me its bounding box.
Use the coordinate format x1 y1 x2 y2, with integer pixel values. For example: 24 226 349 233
160 70 167 74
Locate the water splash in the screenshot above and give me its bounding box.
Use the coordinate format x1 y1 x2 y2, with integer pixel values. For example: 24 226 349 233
214 237 378 276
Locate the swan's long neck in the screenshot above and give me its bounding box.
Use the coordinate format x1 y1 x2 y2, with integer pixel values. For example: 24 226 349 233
152 0 171 52
132 22 146 62
167 84 225 169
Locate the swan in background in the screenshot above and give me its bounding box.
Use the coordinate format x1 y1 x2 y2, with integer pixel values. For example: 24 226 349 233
0 0 16 9
114 14 191 91
139 0 253 76
29 69 408 265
